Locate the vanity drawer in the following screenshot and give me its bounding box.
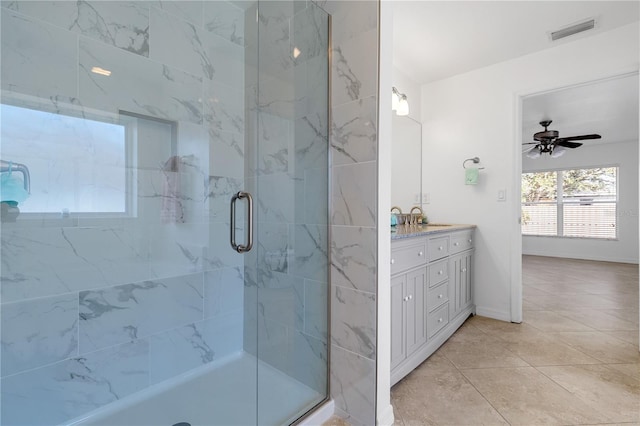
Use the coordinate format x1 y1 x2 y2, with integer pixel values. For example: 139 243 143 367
428 302 449 338
428 236 449 261
428 258 449 287
451 230 474 254
427 281 449 312
391 241 427 275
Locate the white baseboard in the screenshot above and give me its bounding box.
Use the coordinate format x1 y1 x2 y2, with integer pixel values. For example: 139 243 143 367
475 306 511 322
299 399 334 426
377 403 395 426
522 249 639 265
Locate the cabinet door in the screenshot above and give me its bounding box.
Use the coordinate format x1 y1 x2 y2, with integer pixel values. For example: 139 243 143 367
451 251 473 318
390 274 407 370
460 251 473 310
406 267 428 356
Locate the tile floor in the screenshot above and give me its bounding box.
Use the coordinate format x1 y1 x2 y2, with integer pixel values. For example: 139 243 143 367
387 255 640 426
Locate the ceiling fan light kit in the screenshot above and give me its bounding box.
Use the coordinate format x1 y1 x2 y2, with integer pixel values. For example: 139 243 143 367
523 120 601 159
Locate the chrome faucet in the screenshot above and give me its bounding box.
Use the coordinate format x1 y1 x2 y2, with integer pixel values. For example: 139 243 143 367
410 206 424 225
0 160 30 193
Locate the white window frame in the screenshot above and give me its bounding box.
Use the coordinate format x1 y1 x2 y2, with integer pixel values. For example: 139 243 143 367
522 165 619 240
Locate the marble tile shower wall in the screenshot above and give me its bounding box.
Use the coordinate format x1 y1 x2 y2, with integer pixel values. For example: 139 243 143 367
0 2 247 424
242 0 330 396
323 1 379 425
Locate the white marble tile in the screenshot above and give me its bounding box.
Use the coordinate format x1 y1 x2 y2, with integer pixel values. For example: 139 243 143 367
204 1 245 46
149 6 214 79
331 226 376 293
209 129 245 179
294 111 329 175
331 96 377 165
205 79 245 136
291 2 329 64
205 175 243 223
331 162 376 227
258 223 290 273
146 221 212 277
291 224 328 282
78 273 204 353
1 294 78 377
1 340 149 426
330 344 376 426
204 222 245 269
292 331 328 394
150 0 203 26
148 313 242 385
4 1 150 56
256 316 291 374
323 0 377 45
331 286 376 360
79 38 203 124
256 173 295 224
304 167 328 225
258 270 304 332
304 279 327 340
1 225 149 303
257 112 291 175
1 10 77 99
204 266 244 318
331 28 378 107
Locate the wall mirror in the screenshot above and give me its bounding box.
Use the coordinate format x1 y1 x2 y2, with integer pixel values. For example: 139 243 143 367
391 114 422 211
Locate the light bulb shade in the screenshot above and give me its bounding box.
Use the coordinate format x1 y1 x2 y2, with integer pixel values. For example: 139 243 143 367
396 97 409 116
526 147 541 159
392 92 400 111
550 145 566 158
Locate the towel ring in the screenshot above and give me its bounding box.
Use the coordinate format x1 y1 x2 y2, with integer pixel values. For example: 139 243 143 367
463 157 485 170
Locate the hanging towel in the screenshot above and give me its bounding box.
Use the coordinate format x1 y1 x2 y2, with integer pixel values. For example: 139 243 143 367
161 156 185 224
465 168 479 185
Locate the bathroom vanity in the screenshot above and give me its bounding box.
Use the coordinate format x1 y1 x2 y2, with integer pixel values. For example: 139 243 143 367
390 224 475 385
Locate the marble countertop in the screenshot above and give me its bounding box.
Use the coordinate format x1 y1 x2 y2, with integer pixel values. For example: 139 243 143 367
391 224 476 240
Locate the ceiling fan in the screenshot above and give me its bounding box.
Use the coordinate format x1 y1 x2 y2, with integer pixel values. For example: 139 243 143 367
523 120 601 158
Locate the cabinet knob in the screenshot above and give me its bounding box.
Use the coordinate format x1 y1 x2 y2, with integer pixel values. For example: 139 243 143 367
391 259 395 264
461 268 467 272
418 251 423 256
438 318 443 323
438 270 443 275
468 239 472 243
454 242 459 246
408 294 413 300
438 294 443 299
403 296 408 302
438 246 443 251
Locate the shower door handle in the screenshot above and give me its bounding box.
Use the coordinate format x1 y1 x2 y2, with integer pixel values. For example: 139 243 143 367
230 191 254 253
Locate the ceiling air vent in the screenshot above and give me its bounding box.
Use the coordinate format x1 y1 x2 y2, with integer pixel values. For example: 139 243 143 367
550 19 596 41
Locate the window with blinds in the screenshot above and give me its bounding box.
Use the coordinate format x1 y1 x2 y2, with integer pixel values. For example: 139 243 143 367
521 167 617 239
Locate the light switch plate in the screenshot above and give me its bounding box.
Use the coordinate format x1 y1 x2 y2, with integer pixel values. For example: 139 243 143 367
423 193 430 204
497 189 506 201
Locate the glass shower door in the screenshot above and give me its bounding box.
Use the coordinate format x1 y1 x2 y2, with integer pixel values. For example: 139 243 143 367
0 0 328 424
0 1 257 425
253 2 330 425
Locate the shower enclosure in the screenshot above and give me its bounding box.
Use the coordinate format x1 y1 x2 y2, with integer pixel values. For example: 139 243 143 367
0 1 329 425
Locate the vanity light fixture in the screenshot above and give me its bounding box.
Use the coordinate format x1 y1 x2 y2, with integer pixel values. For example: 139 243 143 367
392 86 409 116
293 47 301 59
91 66 111 76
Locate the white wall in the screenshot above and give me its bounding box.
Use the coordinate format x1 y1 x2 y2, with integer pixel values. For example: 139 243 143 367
522 140 639 263
421 22 639 321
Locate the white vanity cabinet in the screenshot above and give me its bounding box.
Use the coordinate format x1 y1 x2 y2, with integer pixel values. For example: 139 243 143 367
390 226 475 385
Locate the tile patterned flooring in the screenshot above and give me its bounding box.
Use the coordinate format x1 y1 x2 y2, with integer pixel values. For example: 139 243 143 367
387 255 639 426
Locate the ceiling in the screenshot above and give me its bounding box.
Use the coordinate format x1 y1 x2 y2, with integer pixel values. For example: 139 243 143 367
522 73 639 148
393 1 640 85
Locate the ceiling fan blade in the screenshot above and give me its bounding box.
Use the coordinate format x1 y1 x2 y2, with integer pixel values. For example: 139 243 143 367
522 142 539 145
556 134 601 142
556 141 583 149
